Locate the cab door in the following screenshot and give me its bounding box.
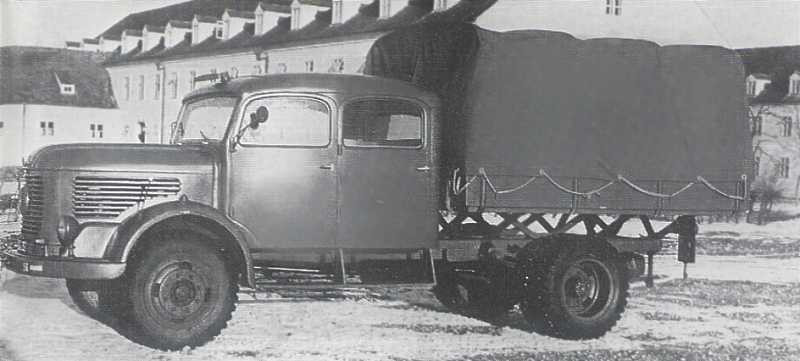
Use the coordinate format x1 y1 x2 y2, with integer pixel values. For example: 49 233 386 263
229 95 337 249
336 98 438 249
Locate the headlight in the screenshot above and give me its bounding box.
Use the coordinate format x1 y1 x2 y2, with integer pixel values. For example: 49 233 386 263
57 215 80 246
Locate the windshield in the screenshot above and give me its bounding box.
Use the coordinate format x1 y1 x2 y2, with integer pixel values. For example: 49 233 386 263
173 97 237 143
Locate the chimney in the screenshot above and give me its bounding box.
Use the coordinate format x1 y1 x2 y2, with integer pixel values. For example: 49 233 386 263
142 25 165 52
192 15 218 45
379 0 407 19
121 29 143 53
165 20 192 48
290 0 331 30
99 36 121 52
332 0 372 24
254 1 291 35
221 9 256 40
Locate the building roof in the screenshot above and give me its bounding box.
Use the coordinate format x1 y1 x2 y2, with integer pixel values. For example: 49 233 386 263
103 0 497 66
144 25 166 33
168 20 193 29
83 38 100 44
0 46 117 108
225 9 256 19
737 45 800 104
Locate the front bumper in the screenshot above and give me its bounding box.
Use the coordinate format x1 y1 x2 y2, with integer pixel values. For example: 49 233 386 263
2 250 125 279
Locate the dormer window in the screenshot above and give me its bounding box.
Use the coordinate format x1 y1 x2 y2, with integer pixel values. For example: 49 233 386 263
54 71 76 95
291 6 301 29
790 72 800 96
215 21 224 39
747 79 757 96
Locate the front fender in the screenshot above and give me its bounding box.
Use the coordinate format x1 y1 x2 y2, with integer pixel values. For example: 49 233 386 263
104 200 256 287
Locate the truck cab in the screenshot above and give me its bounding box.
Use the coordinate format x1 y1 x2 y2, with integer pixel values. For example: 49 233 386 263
3 73 443 349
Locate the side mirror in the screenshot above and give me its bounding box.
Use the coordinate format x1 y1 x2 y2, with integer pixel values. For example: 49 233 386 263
232 106 269 152
249 106 269 129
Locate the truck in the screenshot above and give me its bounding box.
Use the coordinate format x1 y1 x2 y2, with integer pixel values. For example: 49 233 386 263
1 23 751 350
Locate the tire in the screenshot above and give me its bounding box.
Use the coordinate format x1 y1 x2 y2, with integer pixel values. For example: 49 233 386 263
66 279 126 320
129 233 237 350
524 243 629 339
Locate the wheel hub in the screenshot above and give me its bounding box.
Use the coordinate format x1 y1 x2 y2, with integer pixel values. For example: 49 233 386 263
561 258 613 319
153 264 210 320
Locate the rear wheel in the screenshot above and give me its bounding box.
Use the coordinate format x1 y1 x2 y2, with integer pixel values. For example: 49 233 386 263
129 233 237 350
524 243 628 339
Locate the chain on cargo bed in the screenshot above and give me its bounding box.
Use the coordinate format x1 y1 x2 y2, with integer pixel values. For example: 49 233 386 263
452 168 746 201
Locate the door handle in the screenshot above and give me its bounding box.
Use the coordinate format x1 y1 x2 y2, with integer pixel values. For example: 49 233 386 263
415 166 431 172
319 163 334 170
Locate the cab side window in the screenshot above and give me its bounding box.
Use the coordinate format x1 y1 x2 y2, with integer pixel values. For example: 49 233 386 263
343 99 423 148
240 97 330 146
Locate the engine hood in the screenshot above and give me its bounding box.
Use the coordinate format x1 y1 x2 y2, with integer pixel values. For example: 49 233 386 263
27 143 222 174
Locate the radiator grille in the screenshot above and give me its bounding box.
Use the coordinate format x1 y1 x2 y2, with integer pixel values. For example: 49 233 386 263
72 176 181 219
21 171 43 240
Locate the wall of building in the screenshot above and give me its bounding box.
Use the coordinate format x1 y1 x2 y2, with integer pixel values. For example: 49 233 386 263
160 52 266 137
105 63 163 143
0 104 131 167
264 37 377 74
750 103 800 198
477 0 800 48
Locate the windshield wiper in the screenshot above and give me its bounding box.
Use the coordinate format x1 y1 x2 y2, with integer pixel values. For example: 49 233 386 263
198 130 211 143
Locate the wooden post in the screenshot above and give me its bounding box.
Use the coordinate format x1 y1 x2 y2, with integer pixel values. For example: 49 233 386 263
645 251 654 288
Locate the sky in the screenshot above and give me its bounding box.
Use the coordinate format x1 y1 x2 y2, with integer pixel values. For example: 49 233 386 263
1 0 187 48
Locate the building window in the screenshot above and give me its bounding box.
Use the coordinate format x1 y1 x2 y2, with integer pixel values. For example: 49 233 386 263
61 85 75 95
0 121 4 129
189 70 196 90
277 63 287 73
253 65 263 75
782 117 793 137
779 157 790 178
41 121 54 136
305 60 314 73
231 67 239 78
752 116 763 136
606 0 621 16
170 72 179 99
90 124 104 138
746 80 757 96
215 21 224 39
138 75 145 100
291 7 301 29
124 76 130 100
329 58 345 73
154 74 161 100
754 155 762 176
380 0 390 18
792 79 800 96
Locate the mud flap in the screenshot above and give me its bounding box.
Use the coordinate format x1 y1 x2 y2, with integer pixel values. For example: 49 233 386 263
677 215 697 263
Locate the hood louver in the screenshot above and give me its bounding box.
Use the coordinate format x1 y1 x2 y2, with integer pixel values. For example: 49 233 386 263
72 176 181 219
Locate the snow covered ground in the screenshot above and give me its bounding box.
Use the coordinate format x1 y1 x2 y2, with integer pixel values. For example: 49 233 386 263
1 217 799 361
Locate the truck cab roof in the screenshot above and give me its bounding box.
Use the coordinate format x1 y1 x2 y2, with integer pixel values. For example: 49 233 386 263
184 73 438 104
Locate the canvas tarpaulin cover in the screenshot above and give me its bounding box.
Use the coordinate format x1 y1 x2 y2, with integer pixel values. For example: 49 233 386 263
364 23 752 214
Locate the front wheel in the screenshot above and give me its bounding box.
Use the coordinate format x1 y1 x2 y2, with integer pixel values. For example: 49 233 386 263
129 233 237 350
525 243 629 339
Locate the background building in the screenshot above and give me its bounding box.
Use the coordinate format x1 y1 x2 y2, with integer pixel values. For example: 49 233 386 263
0 47 130 167
476 0 800 48
97 0 493 143
738 46 800 199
